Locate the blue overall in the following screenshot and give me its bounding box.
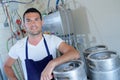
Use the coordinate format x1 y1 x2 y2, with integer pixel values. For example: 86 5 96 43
25 36 53 80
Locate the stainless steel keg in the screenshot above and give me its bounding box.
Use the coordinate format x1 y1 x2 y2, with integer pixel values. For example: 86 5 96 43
83 45 108 77
53 60 87 80
84 45 108 57
87 51 120 80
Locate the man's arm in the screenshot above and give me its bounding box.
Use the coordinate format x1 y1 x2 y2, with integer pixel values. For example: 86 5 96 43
41 42 80 80
53 42 80 64
4 56 17 80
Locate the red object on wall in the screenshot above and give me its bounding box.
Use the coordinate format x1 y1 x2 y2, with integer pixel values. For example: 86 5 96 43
16 19 21 25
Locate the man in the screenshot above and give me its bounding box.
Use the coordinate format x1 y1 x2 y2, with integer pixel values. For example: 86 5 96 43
4 8 80 80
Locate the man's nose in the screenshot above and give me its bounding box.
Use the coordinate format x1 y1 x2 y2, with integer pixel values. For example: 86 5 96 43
31 20 36 25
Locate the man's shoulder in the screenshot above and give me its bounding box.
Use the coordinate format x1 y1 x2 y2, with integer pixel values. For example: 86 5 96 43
13 37 27 48
43 34 59 39
17 37 27 43
43 34 63 44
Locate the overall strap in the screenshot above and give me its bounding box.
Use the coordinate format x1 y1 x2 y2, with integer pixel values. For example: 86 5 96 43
25 37 29 59
43 36 51 56
25 35 51 59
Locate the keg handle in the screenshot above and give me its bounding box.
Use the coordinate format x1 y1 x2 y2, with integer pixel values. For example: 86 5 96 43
88 63 96 69
96 45 108 49
55 77 69 80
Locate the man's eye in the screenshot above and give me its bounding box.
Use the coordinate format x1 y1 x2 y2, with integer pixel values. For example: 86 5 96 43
35 18 40 21
26 20 31 22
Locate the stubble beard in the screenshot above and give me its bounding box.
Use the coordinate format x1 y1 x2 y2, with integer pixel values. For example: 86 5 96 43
28 29 42 37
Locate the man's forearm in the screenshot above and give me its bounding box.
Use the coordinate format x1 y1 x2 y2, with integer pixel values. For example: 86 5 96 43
4 66 17 80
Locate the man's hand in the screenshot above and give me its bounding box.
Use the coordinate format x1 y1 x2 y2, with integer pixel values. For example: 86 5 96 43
40 60 56 80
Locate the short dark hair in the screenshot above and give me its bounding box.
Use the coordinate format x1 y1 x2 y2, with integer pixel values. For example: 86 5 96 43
23 8 42 22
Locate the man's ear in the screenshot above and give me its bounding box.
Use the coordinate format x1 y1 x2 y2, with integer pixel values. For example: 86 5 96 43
41 20 44 28
41 20 44 25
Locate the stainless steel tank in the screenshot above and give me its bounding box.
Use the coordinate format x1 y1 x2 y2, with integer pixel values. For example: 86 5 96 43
87 50 120 80
83 45 108 77
53 60 87 80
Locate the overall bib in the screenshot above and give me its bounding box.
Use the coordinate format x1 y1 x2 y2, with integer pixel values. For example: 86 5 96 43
25 36 53 80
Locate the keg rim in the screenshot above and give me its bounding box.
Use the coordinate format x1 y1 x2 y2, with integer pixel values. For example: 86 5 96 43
87 50 118 61
83 45 108 55
53 60 84 74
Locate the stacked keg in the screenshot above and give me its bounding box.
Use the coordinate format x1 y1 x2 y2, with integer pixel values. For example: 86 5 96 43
87 50 120 80
53 60 87 80
83 45 108 77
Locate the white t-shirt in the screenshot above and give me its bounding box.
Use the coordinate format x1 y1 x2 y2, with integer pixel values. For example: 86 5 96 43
8 34 63 80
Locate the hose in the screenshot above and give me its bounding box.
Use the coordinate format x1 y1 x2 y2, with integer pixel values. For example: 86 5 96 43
56 0 60 10
1 0 35 4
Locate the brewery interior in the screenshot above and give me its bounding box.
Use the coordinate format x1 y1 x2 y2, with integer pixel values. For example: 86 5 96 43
0 0 120 80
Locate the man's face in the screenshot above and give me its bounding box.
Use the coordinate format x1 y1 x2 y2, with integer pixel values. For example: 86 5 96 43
24 12 43 36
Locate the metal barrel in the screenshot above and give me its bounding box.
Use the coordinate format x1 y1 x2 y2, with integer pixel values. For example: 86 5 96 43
83 45 108 77
53 60 87 80
84 45 108 57
87 50 120 80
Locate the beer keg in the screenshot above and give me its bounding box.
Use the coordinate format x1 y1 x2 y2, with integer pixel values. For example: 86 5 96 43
53 60 87 80
87 50 120 80
83 45 108 77
84 45 108 57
